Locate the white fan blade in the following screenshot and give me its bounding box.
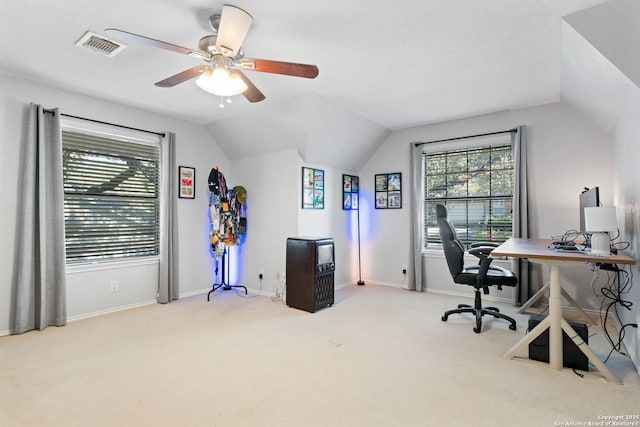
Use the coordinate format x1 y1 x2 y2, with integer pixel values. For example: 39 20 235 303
105 29 210 61
215 5 253 57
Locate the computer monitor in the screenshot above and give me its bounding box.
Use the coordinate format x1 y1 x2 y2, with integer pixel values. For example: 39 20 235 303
579 187 600 233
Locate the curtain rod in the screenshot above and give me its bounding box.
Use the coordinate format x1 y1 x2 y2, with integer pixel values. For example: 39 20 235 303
413 128 517 147
61 113 166 137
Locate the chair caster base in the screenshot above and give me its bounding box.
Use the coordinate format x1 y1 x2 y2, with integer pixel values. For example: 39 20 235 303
440 291 517 333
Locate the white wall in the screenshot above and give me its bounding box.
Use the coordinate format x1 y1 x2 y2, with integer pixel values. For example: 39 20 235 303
0 73 229 333
612 85 640 370
229 151 359 296
359 101 615 306
297 162 360 289
226 150 300 294
424 255 516 302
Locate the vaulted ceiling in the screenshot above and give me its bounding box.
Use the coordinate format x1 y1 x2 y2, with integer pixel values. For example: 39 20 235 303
1 0 616 170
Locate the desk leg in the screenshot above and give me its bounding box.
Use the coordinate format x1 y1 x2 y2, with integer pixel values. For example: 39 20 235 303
505 265 564 370
549 264 563 370
560 289 595 326
503 315 550 359
518 282 594 326
517 283 548 313
561 319 621 384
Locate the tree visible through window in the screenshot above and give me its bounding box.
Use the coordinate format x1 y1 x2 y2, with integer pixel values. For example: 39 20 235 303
424 144 513 249
62 130 160 263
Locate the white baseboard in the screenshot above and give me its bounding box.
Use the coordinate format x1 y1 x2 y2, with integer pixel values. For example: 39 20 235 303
359 281 516 304
236 280 355 298
363 280 409 290
179 288 211 298
67 299 157 323
69 287 228 322
425 287 514 304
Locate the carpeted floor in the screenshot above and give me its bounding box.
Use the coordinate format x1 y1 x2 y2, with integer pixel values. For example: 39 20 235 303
1 284 639 427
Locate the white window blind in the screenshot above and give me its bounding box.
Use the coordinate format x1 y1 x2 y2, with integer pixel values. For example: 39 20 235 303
62 130 160 263
424 142 514 249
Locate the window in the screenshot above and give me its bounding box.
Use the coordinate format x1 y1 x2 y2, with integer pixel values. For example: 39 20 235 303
424 139 514 249
62 127 160 263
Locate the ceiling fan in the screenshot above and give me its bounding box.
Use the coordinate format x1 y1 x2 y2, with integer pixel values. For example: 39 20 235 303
105 4 319 106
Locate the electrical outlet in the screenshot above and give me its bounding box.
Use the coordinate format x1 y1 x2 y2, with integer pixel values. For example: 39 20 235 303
110 280 118 292
259 268 264 280
276 271 281 280
402 265 407 275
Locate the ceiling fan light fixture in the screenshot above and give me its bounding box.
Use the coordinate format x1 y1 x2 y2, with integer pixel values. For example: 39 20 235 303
195 68 248 97
212 65 230 83
215 5 253 57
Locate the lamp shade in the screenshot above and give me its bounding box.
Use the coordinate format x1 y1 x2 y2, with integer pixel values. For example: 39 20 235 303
584 206 617 233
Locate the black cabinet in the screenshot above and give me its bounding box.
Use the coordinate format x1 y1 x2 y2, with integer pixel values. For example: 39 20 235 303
286 237 335 313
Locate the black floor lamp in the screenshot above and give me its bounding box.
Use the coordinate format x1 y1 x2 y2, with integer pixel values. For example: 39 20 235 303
357 203 364 286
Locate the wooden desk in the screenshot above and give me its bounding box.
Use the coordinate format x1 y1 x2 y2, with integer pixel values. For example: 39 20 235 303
491 238 635 384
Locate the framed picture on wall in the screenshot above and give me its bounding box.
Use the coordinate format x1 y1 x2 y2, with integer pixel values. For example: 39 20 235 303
179 166 196 199
342 174 359 210
375 172 402 209
375 191 388 209
302 167 324 209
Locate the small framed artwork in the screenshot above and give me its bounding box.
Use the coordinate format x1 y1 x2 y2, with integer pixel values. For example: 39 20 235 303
179 166 196 199
375 172 402 209
343 174 359 210
302 167 324 209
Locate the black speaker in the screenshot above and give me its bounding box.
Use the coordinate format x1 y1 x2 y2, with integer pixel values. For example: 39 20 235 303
528 316 589 371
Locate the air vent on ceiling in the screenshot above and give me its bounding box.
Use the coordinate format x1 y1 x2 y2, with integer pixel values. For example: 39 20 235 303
75 31 126 57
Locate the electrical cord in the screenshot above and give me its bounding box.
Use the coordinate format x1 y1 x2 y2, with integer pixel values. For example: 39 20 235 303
554 230 635 364
611 241 630 251
548 230 589 252
535 231 635 370
550 229 582 245
238 276 264 298
271 276 287 304
594 264 635 363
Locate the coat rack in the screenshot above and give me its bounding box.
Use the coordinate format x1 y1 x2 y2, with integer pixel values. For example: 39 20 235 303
207 246 246 299
206 167 248 300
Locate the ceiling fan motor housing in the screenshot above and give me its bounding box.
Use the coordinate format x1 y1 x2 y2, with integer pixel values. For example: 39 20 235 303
199 35 218 54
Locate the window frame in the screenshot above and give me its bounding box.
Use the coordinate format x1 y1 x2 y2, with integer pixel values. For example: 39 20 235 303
422 133 514 251
60 117 162 265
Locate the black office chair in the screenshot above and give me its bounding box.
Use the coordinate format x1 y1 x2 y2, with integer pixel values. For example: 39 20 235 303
436 204 517 333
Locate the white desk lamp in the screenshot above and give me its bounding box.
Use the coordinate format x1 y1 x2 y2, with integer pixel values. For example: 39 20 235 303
584 206 617 256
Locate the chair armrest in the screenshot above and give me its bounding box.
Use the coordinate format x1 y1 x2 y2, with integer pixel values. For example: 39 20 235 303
468 246 495 292
470 242 500 248
468 246 495 259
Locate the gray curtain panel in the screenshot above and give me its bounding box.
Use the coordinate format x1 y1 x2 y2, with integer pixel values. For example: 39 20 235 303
158 132 180 303
512 125 533 305
409 143 425 292
12 104 67 334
